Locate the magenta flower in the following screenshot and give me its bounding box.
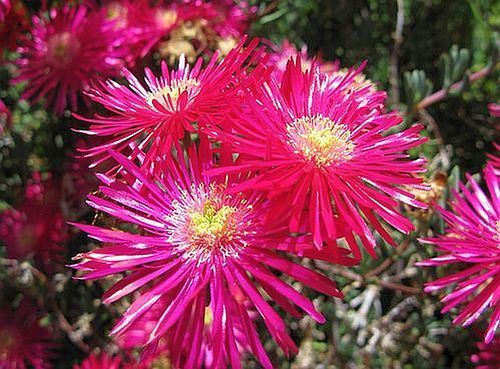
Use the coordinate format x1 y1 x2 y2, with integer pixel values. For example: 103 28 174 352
418 163 499 343
0 0 10 22
13 5 126 114
111 0 178 60
208 58 427 258
267 40 338 79
0 173 66 270
0 301 56 369
73 353 130 369
488 103 500 118
488 143 500 170
472 338 500 369
76 38 263 169
71 142 342 369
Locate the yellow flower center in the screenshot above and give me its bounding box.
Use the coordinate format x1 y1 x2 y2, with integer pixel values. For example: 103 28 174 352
287 115 355 167
147 78 200 107
166 185 254 263
155 9 177 31
331 69 375 94
46 32 80 67
189 202 237 245
106 2 128 29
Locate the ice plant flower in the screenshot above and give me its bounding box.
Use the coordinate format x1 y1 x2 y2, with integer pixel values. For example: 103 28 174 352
488 103 500 118
73 353 129 369
418 163 499 343
0 173 66 270
267 40 338 79
0 301 55 369
71 143 342 369
0 0 10 21
84 0 161 64
472 338 500 369
158 0 256 62
13 5 126 114
208 58 427 258
77 38 263 169
114 0 179 59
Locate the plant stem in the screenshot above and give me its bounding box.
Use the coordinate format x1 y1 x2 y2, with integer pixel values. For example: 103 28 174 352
417 64 497 110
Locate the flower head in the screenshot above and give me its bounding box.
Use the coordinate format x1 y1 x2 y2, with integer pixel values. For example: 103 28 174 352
71 142 342 368
208 58 427 258
106 0 179 61
13 5 126 114
267 40 338 79
73 353 127 369
0 0 10 21
77 37 264 169
0 173 66 270
418 163 499 343
0 301 55 369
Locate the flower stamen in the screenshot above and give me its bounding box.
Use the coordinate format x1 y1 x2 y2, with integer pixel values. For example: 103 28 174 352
147 78 200 107
46 32 81 68
286 114 355 167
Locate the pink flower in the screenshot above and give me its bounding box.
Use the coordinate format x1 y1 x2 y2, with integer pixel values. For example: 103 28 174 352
76 38 264 169
267 40 338 79
208 58 427 258
0 173 66 270
488 143 500 170
471 338 500 369
0 0 10 22
13 5 126 114
102 0 179 60
488 103 500 118
71 142 342 369
73 353 129 369
0 301 56 369
418 163 499 343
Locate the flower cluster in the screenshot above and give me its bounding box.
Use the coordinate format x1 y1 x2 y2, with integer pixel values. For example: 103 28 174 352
2 2 497 368
10 1 256 115
68 34 429 367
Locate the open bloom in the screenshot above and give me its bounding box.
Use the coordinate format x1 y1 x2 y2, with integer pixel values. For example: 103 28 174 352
0 173 66 270
0 301 55 369
207 58 427 259
472 338 500 369
13 5 125 114
71 142 342 369
76 37 263 169
418 163 499 343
